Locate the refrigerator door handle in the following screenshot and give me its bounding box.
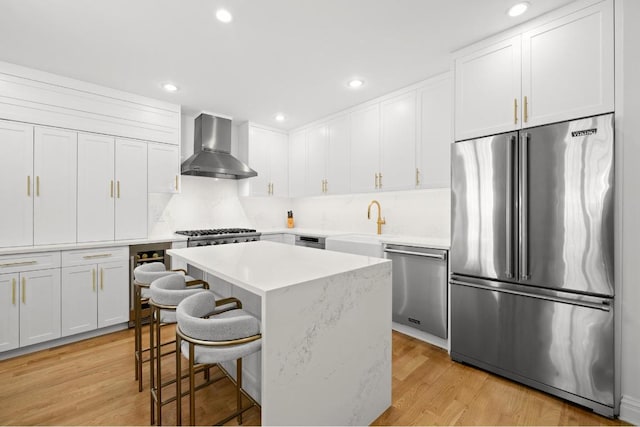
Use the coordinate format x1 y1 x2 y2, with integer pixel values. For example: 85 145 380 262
450 279 611 312
506 135 515 278
520 132 530 280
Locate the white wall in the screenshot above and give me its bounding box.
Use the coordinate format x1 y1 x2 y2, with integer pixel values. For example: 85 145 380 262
617 0 640 423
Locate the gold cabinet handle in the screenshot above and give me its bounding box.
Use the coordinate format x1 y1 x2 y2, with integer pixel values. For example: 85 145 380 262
12 278 16 305
375 173 379 189
514 98 518 125
324 179 328 194
379 173 383 188
21 277 26 304
92 269 96 292
110 180 114 198
117 181 120 198
524 96 529 123
416 168 420 187
100 268 104 290
82 254 112 260
175 175 179 191
36 176 40 196
0 260 37 268
27 176 31 197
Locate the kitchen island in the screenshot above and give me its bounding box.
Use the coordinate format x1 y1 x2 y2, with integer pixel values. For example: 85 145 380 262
167 241 392 426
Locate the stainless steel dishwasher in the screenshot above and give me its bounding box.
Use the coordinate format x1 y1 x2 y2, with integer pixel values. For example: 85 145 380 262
384 244 448 338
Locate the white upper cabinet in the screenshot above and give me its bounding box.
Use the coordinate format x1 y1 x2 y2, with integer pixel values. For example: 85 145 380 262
417 76 452 189
380 91 417 191
77 133 115 243
148 142 180 193
269 131 289 197
454 35 521 141
115 139 147 240
288 130 306 198
454 0 614 140
245 126 270 196
326 116 350 195
306 124 328 196
33 127 77 245
521 1 614 127
0 120 33 248
240 124 289 197
350 104 380 193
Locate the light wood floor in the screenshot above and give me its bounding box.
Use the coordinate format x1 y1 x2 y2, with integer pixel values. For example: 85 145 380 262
0 327 627 426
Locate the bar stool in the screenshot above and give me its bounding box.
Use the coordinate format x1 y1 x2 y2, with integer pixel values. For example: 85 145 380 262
133 262 195 392
149 275 239 425
175 291 262 426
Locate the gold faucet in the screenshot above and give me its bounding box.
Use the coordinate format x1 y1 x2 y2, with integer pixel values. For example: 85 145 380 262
367 200 386 235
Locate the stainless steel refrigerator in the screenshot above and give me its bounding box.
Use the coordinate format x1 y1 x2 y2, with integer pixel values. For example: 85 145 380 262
450 113 616 416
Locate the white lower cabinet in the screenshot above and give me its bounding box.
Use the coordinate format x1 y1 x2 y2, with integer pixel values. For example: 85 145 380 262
0 273 20 352
0 251 62 350
61 247 129 337
19 268 61 347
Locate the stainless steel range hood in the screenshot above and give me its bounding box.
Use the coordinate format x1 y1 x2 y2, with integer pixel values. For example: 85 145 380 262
181 113 257 179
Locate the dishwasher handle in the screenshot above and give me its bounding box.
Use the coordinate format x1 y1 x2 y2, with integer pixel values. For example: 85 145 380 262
384 248 447 260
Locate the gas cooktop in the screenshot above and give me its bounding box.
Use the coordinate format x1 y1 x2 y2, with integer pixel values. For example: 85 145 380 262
175 228 257 237
175 228 261 246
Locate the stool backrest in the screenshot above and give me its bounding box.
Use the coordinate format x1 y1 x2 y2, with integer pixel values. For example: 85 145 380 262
134 262 175 285
177 292 260 342
150 274 203 307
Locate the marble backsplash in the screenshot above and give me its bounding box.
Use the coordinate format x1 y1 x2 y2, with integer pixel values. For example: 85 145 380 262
149 176 449 239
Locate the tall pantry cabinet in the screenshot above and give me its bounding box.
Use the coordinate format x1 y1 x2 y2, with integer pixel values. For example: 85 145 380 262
0 120 33 247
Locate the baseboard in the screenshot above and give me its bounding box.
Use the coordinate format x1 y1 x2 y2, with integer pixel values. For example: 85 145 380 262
620 395 640 424
392 322 449 351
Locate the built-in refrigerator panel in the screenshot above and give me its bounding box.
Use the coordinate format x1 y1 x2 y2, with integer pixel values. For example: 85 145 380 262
451 132 517 283
519 114 614 296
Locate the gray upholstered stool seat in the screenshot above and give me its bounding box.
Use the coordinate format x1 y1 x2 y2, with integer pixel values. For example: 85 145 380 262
148 274 211 426
175 291 261 426
132 262 194 392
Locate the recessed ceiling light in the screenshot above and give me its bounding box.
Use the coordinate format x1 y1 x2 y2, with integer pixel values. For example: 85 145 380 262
275 113 286 122
216 9 233 23
162 83 178 92
507 2 530 17
348 79 364 89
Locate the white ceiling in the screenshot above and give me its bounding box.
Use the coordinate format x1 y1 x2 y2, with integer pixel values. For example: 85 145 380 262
0 0 573 130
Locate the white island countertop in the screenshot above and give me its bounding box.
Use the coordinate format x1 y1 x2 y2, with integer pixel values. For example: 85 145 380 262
167 241 392 426
168 240 388 296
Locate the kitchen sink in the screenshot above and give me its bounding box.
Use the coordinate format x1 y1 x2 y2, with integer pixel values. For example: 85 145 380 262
325 234 384 258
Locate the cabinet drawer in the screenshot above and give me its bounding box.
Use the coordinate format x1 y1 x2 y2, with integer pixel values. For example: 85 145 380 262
62 246 129 267
0 252 61 274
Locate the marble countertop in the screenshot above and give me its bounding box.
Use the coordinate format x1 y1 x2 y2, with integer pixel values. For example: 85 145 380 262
259 228 450 249
0 234 189 256
167 241 390 296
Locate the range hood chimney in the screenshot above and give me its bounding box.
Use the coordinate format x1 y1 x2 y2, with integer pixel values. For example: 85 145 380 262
181 113 257 179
